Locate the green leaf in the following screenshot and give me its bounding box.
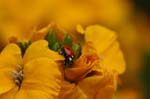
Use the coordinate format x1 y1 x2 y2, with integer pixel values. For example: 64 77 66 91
18 41 32 55
72 43 81 59
18 42 25 53
47 30 58 49
51 42 61 51
63 33 72 46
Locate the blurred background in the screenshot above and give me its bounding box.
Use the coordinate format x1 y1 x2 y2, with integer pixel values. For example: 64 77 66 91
0 0 149 99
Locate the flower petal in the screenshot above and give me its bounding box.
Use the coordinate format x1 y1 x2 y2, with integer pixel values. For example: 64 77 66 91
30 25 51 42
58 81 87 99
0 69 17 96
84 25 117 54
0 44 22 68
23 40 64 64
65 53 99 81
78 71 117 99
101 41 126 74
0 87 18 99
84 25 125 74
0 44 22 95
16 58 62 99
76 24 85 34
65 65 93 82
16 89 57 99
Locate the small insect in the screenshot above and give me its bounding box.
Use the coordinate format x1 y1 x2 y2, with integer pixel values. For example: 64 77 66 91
60 45 75 67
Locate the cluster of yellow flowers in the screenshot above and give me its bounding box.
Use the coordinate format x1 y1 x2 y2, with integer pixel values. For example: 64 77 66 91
0 24 125 99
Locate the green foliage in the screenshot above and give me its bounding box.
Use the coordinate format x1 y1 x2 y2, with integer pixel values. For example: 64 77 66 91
51 42 61 51
18 41 31 55
72 43 81 59
47 30 58 49
63 33 72 47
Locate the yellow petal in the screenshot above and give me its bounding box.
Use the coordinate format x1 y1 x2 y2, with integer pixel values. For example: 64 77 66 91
65 65 93 82
85 25 117 54
0 69 17 95
30 25 50 42
17 58 62 99
81 42 99 56
84 25 125 74
76 24 85 34
95 71 118 99
0 87 18 99
0 44 22 95
23 40 64 64
65 53 99 81
95 85 114 99
78 76 106 99
78 71 117 99
101 41 126 74
16 90 56 99
0 44 22 68
58 81 87 99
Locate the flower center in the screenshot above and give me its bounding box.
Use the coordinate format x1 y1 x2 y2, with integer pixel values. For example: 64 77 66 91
11 65 24 88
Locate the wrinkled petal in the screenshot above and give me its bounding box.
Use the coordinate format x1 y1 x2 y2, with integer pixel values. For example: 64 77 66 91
78 71 117 99
65 53 99 81
58 81 87 99
16 58 62 99
0 69 18 96
95 85 114 99
76 24 85 34
0 44 22 95
0 44 22 68
84 25 125 74
64 42 100 81
23 40 64 64
65 66 93 82
0 87 18 99
84 25 117 54
30 25 51 42
16 89 56 99
82 42 98 55
101 41 126 74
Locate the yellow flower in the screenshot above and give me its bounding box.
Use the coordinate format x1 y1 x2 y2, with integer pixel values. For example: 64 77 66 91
1 24 125 99
64 42 100 82
58 24 126 99
77 24 126 74
0 40 64 99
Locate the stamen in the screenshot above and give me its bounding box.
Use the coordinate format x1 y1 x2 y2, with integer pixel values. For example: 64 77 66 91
11 65 24 88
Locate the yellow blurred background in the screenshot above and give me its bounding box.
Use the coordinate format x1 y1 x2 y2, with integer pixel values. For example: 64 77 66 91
0 0 149 99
